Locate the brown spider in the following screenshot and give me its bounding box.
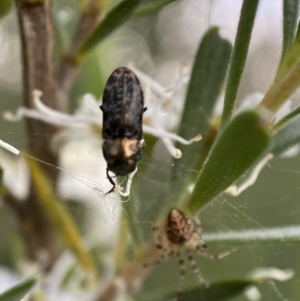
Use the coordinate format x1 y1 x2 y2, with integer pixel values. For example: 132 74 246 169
143 208 233 301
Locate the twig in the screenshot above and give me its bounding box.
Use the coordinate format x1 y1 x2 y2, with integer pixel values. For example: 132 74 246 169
58 0 103 99
14 0 60 265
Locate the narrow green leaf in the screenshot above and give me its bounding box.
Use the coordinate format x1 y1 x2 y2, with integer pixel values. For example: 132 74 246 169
204 225 300 244
137 280 257 301
273 106 300 130
193 123 218 175
176 27 231 170
281 0 299 63
174 280 256 301
188 111 271 214
79 0 142 56
25 155 97 279
271 107 300 155
295 19 300 44
221 0 259 128
170 27 231 200
123 134 158 255
275 0 300 82
253 0 300 112
132 0 177 18
0 277 37 301
114 212 129 270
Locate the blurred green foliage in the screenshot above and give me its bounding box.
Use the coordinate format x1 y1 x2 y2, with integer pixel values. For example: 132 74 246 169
0 0 12 18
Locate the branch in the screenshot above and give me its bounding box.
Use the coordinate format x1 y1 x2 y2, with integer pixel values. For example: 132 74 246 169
2 187 57 267
58 0 103 99
14 0 60 265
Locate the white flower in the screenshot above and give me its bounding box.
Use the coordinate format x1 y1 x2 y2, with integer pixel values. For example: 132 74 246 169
3 68 202 197
4 67 202 160
0 139 19 155
129 63 201 158
244 267 294 301
0 149 29 200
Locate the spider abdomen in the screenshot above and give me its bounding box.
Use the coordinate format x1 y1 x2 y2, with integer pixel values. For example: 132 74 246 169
166 208 194 245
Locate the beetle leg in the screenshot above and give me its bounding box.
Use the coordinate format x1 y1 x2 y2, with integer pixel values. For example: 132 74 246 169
105 167 116 195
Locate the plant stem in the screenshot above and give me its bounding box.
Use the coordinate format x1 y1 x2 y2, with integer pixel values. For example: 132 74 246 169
58 0 103 99
259 59 300 113
14 0 60 266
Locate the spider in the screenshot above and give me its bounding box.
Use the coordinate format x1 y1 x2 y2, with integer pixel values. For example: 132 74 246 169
143 208 234 301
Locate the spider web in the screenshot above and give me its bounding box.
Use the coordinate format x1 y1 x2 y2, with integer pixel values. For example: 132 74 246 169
0 0 300 301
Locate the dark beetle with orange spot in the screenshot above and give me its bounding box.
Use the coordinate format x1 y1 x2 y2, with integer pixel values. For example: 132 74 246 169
100 67 146 194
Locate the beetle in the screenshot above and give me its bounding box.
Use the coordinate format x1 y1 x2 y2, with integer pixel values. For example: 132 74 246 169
100 67 146 194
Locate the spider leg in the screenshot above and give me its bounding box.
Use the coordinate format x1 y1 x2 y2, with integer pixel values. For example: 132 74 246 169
197 247 236 260
185 249 208 288
193 215 235 259
193 217 207 249
172 250 186 301
105 168 116 195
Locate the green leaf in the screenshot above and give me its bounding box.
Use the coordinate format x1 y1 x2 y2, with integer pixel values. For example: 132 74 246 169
0 0 13 18
275 0 300 82
123 133 158 255
176 26 231 169
295 19 300 44
281 0 299 64
0 277 37 301
25 155 97 279
221 0 260 128
204 225 300 244
132 0 177 18
137 280 257 301
256 0 300 112
170 27 231 200
174 280 256 301
271 107 300 155
114 212 129 270
79 0 142 56
188 111 271 214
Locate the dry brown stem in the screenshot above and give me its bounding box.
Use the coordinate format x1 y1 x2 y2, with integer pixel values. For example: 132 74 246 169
13 0 60 265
